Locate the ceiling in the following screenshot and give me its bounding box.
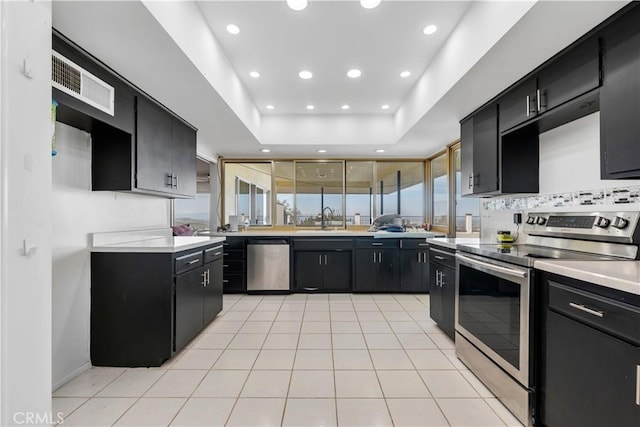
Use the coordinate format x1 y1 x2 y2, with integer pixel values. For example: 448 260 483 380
198 1 470 115
51 1 630 160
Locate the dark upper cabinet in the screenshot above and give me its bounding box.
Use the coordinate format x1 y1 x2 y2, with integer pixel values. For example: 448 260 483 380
538 35 600 114
460 117 474 197
171 118 198 196
136 96 174 194
472 104 499 194
600 5 640 179
498 78 537 133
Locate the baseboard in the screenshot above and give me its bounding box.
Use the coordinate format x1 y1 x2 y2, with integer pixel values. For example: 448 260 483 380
52 362 91 392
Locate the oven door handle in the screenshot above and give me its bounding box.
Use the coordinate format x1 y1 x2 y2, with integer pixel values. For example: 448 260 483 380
456 253 528 279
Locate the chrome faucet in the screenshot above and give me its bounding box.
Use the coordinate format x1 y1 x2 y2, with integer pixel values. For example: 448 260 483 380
321 206 335 229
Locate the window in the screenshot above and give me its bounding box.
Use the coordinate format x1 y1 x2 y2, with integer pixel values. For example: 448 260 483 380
295 161 344 227
174 158 212 231
376 162 424 225
453 147 480 233
430 153 448 229
223 162 272 225
274 161 294 225
346 161 374 226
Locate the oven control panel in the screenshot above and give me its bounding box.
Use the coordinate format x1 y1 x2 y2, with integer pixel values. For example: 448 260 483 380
523 211 640 243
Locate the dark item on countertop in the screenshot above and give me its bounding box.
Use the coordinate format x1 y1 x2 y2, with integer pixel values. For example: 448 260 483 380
172 224 194 236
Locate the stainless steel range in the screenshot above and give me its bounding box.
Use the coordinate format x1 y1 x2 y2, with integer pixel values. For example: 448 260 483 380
454 211 640 427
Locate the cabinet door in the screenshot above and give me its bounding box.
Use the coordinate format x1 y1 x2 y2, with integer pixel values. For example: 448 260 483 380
460 117 474 197
175 267 205 351
600 6 640 179
538 36 600 113
440 266 457 340
136 96 174 193
171 118 197 197
429 264 443 326
400 250 429 293
203 259 223 325
544 310 640 427
499 78 537 132
325 251 352 292
378 249 400 292
472 104 499 194
295 251 325 291
355 249 378 292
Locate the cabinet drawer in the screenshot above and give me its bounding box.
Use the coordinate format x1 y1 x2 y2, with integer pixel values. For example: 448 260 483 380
222 249 245 260
222 274 246 293
429 247 456 269
400 239 429 250
223 238 246 249
294 238 353 250
356 238 399 249
223 259 245 274
175 251 203 275
204 245 224 264
548 280 640 345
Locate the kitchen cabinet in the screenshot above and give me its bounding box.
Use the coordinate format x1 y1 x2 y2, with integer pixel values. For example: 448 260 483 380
293 238 352 292
354 239 400 292
499 78 538 133
90 242 223 367
399 239 430 293
600 4 640 179
539 273 640 427
222 237 247 293
429 246 456 339
460 117 474 197
175 247 223 350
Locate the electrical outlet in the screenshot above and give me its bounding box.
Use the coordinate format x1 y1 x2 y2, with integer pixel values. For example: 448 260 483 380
513 213 522 224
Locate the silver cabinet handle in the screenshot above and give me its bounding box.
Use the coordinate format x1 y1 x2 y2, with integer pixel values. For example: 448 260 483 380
418 243 428 247
378 252 382 263
324 254 328 265
166 173 173 187
223 264 229 268
223 279 229 283
636 365 640 406
202 271 207 286
526 95 531 117
372 242 383 246
417 252 421 263
173 174 178 189
456 253 528 279
319 255 322 265
468 174 473 189
213 251 222 256
423 253 427 263
188 259 200 265
569 302 604 318
434 255 445 261
536 89 541 112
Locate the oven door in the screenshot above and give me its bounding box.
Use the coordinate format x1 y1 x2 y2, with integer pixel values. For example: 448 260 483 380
455 252 532 387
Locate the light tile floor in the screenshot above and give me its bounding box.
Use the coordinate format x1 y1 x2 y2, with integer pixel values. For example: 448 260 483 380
53 293 524 426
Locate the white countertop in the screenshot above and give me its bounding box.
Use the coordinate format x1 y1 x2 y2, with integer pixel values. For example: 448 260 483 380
91 229 226 253
426 237 481 250
208 230 445 239
535 259 640 296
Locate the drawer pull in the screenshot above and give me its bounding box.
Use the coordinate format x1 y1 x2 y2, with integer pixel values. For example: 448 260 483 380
223 279 229 283
213 251 222 256
223 264 229 268
569 302 604 318
636 365 640 406
187 259 200 265
434 255 445 261
372 242 383 246
418 243 428 246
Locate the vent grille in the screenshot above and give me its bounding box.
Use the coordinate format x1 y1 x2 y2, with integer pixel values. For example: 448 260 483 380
51 51 115 116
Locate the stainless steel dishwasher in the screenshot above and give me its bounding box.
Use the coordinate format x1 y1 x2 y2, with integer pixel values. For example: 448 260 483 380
247 239 290 292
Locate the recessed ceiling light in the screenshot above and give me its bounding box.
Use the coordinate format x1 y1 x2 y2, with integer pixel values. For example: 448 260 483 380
400 71 411 78
347 69 362 79
317 149 327 153
381 104 390 110
287 0 308 11
299 70 313 80
341 105 350 110
266 105 275 110
249 71 260 78
423 25 438 35
375 149 386 153
226 24 240 35
306 105 315 110
360 0 382 9
260 149 271 153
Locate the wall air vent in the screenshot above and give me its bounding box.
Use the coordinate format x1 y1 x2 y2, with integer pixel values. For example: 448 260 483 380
52 51 115 116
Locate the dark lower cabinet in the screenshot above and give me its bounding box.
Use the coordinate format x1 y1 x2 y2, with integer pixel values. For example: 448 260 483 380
295 250 351 292
428 246 456 339
399 248 429 293
540 274 640 427
355 248 400 292
91 242 223 367
600 4 640 179
222 237 247 293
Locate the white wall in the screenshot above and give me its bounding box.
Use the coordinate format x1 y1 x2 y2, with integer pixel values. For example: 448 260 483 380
52 123 171 389
0 2 53 425
480 113 640 240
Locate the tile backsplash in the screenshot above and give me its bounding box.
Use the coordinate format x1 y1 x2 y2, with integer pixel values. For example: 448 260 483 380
482 185 640 211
